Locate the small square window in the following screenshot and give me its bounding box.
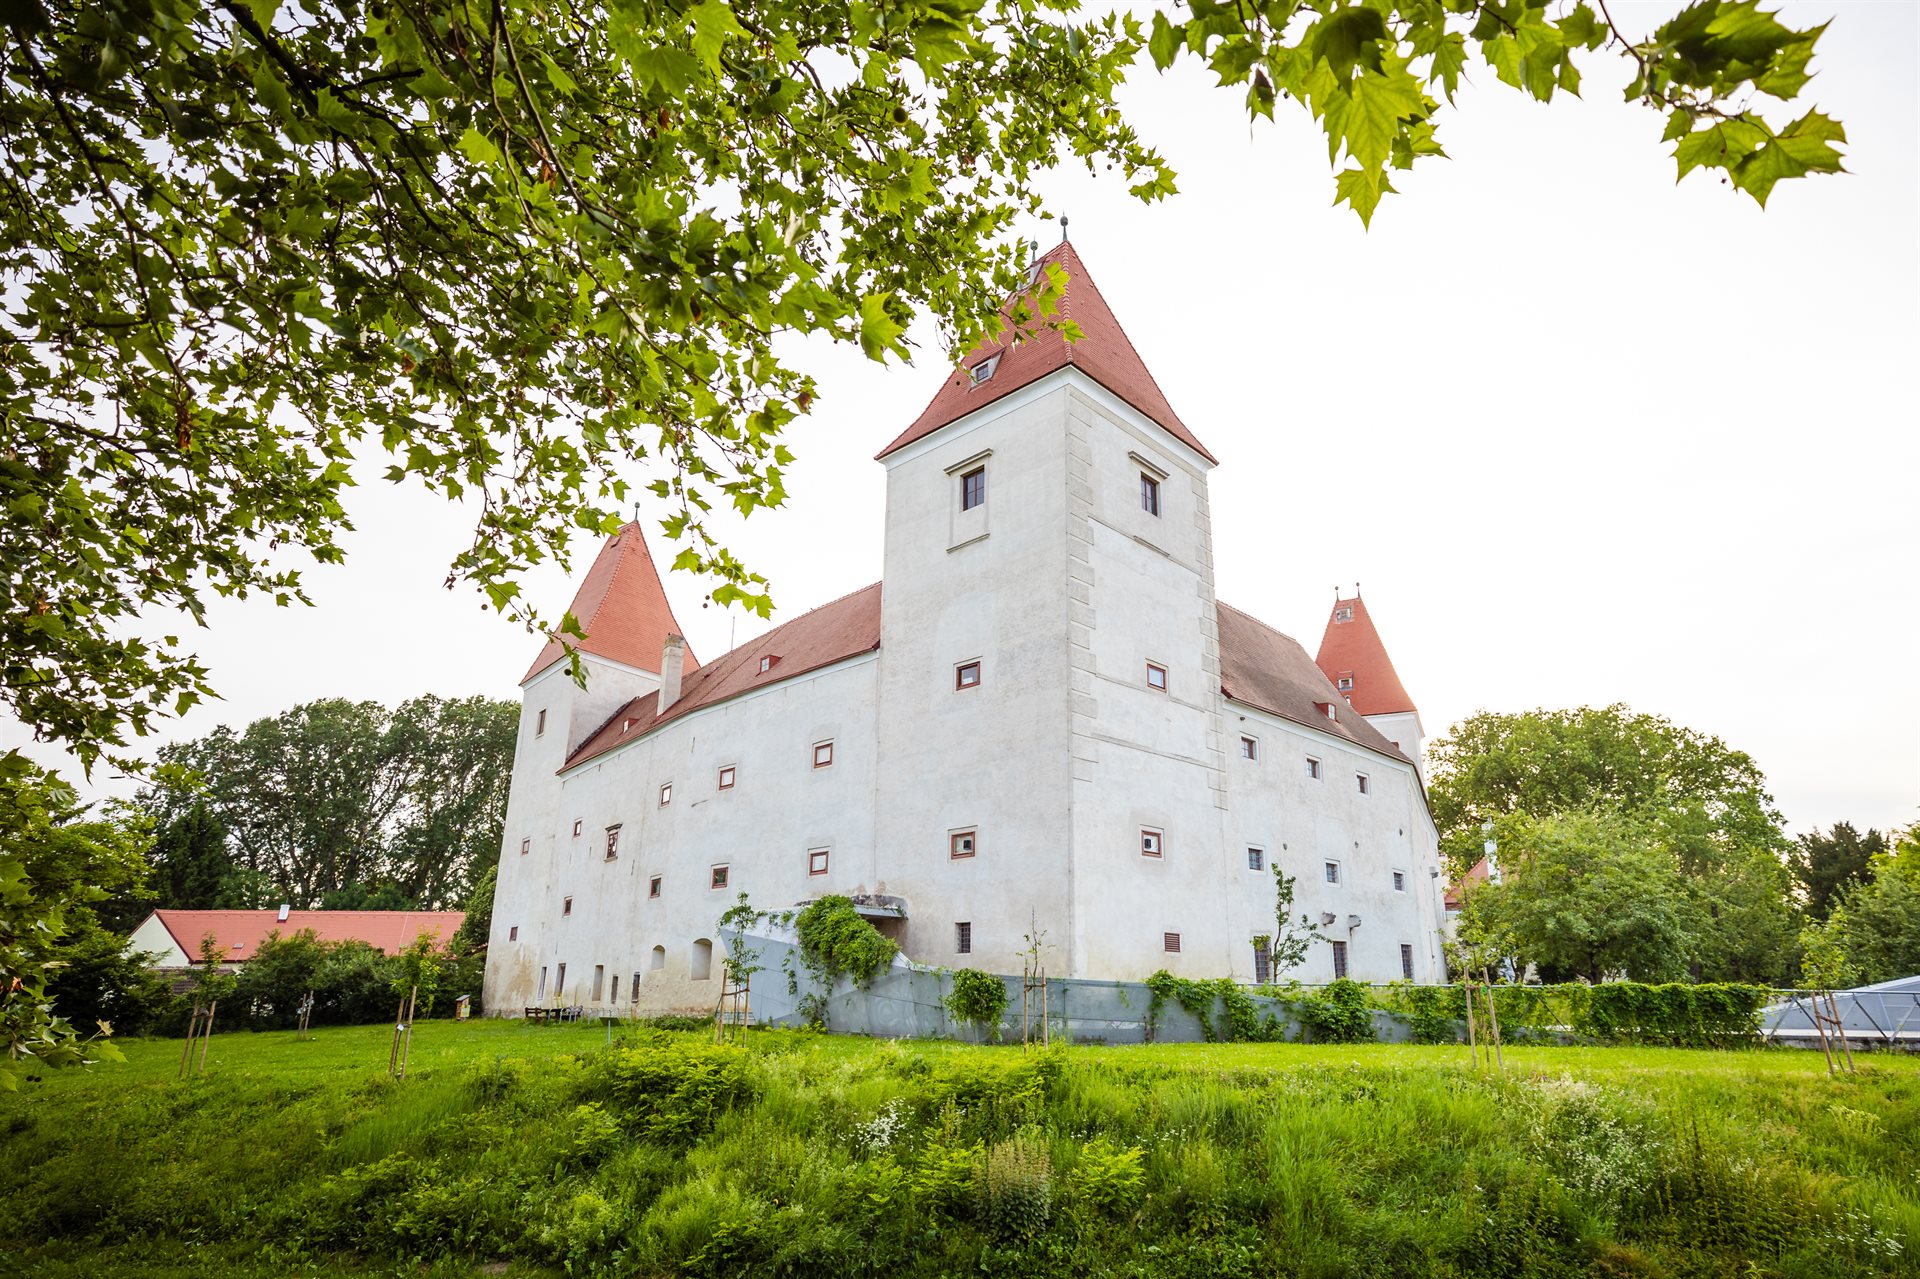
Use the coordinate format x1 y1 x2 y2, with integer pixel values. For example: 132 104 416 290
961 466 986 511
808 847 830 876
572 819 583 837
659 782 673 806
1337 674 1354 692
1334 606 1353 623
1247 847 1264 871
1163 931 1182 953
1306 756 1322 780
1331 940 1349 979
519 837 530 856
508 925 519 941
648 875 662 899
955 921 972 954
1325 861 1341 884
536 708 547 737
950 830 977 859
1240 736 1257 760
710 864 729 890
1400 943 1415 980
955 660 982 690
718 765 736 790
605 825 621 860
968 354 999 386
1393 870 1406 892
813 740 834 768
1140 829 1163 859
1140 473 1161 516
759 654 777 674
1146 662 1168 691
1356 774 1369 795
562 896 573 916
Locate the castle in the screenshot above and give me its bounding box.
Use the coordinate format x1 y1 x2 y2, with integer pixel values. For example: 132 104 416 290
484 241 1444 1015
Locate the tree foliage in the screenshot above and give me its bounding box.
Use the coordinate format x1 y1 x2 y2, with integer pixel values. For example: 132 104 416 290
1818 830 1920 987
0 753 145 1085
1 0 1844 776
1790 821 1885 922
138 695 516 909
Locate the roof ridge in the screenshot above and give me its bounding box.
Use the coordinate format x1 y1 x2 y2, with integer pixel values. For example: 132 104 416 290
1216 599 1305 648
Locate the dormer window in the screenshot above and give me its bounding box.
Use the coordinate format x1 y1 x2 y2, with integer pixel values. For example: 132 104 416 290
1334 606 1353 623
968 354 1000 386
1315 701 1337 721
759 654 778 674
1337 674 1354 692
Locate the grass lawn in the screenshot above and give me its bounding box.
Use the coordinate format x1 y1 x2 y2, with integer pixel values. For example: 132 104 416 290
5 1021 1916 1277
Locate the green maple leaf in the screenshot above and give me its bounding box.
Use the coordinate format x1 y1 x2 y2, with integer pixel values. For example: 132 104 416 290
1343 65 1424 172
1335 164 1397 227
857 292 906 360
1731 109 1846 206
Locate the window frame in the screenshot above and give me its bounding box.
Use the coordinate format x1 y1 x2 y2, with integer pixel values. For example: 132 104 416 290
648 875 662 899
536 708 547 737
604 824 621 860
1140 472 1161 517
955 921 972 954
562 895 573 917
808 847 830 877
659 781 673 807
1163 931 1182 953
954 659 982 691
1247 846 1264 872
813 740 834 769
718 765 736 790
508 925 518 941
1140 828 1164 859
1252 935 1272 984
1324 860 1341 885
1336 674 1354 692
709 863 730 891
960 466 986 511
1356 773 1370 795
1400 943 1415 980
950 829 977 860
572 819 583 837
1306 756 1322 780
1392 870 1406 892
1145 661 1168 691
1240 735 1258 760
1331 939 1349 979
519 836 530 856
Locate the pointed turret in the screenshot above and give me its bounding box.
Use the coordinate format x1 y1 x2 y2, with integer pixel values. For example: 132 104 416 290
1315 590 1424 770
523 522 698 684
876 240 1216 464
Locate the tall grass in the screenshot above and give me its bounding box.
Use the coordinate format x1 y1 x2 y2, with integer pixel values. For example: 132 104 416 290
3 1022 1916 1277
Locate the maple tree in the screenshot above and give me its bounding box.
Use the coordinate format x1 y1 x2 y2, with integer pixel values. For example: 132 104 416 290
1 0 1843 774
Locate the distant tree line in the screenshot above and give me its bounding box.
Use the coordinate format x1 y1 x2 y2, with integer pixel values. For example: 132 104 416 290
121 694 518 921
1436 705 1917 987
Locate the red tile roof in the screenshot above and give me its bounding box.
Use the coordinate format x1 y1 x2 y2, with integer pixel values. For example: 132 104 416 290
146 909 465 963
1445 856 1491 912
523 522 699 684
876 241 1217 464
1217 603 1414 764
1313 594 1416 716
563 583 884 771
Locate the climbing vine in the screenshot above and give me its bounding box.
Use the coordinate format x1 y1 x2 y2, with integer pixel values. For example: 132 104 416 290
791 896 899 1027
1143 971 1283 1043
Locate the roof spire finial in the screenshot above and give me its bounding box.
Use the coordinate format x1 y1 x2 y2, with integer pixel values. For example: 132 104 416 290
1060 214 1069 243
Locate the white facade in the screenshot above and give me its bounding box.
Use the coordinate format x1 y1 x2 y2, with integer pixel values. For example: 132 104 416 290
484 364 1446 1016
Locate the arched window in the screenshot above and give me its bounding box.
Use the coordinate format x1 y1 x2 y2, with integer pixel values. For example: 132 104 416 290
691 938 713 981
650 945 666 971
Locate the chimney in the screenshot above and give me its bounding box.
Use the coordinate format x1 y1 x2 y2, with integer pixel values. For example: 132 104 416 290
659 634 686 709
277 903 291 922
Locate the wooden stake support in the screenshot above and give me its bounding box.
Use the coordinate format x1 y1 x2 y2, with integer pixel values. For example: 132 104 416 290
714 973 751 1044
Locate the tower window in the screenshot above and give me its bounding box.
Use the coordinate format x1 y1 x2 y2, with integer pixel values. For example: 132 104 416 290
605 825 621 860
1337 674 1354 692
519 837 530 856
1393 870 1406 892
536 708 546 737
1331 940 1349 979
659 781 673 806
1146 662 1168 691
1140 473 1160 516
648 875 662 899
960 467 986 511
508 925 518 941
1163 932 1182 953
1140 828 1163 859
1334 606 1353 623
813 740 834 768
1247 847 1264 871
1240 735 1257 760
1325 860 1341 884
955 922 972 954
950 830 977 860
1400 944 1415 980
1356 773 1370 795
808 847 830 876
955 660 981 690
1306 756 1322 780
710 864 729 890
562 896 573 916
718 765 736 790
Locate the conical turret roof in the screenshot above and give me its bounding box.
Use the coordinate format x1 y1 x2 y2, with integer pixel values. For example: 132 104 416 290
877 240 1215 463
1314 593 1416 716
522 522 699 684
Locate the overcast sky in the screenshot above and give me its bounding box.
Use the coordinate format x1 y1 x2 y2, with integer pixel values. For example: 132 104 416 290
10 0 1915 837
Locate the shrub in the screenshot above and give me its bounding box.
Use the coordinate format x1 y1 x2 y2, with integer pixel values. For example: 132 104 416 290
1063 1138 1145 1218
793 895 898 987
576 1041 755 1146
1297 979 1374 1044
944 969 1010 1040
976 1132 1052 1240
